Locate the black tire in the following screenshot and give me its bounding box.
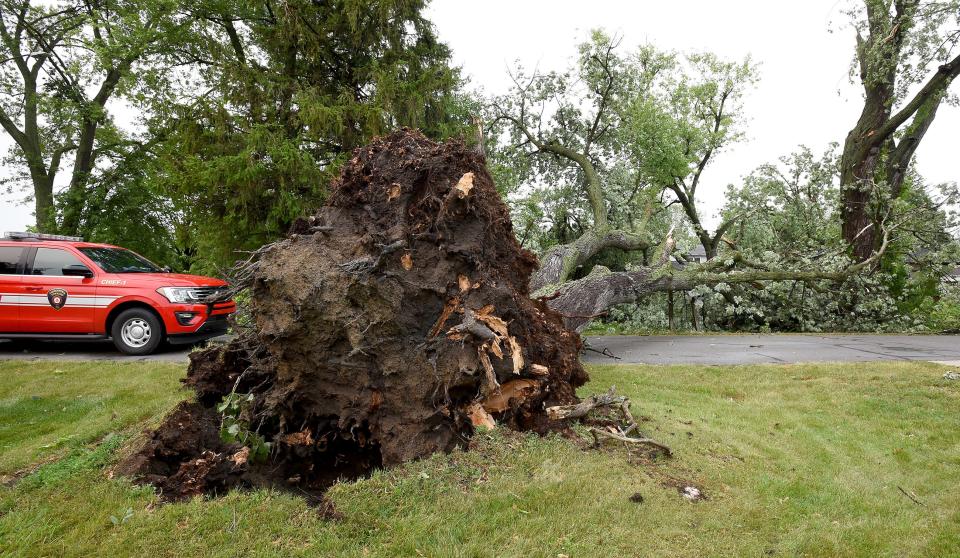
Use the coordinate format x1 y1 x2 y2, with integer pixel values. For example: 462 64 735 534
111 308 163 355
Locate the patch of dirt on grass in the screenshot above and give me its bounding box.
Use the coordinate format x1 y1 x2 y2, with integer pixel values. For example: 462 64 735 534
0 453 62 487
120 129 588 501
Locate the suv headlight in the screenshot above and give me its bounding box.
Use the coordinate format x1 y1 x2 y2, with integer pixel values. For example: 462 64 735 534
156 287 201 303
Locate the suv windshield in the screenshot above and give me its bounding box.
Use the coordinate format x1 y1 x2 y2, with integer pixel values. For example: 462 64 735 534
79 247 162 273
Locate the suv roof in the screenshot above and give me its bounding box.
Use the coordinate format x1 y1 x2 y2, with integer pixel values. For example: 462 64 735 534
1 231 118 249
2 231 83 242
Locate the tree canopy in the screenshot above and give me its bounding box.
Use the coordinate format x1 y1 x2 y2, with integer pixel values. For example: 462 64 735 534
0 0 957 332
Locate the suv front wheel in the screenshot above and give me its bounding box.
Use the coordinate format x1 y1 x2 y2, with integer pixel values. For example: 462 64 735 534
111 308 163 355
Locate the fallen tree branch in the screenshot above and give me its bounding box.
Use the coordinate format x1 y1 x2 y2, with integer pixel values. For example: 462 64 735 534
546 387 671 455
589 427 673 455
897 485 924 506
582 344 621 360
546 387 624 420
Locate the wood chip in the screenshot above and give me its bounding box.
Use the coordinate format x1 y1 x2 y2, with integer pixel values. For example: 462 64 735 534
530 364 549 376
478 346 499 393
458 274 472 293
429 296 460 338
475 304 495 316
507 336 524 374
400 253 413 270
489 338 504 359
454 172 474 198
466 402 496 430
387 183 401 201
474 309 509 338
481 379 540 413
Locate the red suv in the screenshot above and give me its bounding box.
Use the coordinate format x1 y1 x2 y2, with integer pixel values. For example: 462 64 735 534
0 232 236 355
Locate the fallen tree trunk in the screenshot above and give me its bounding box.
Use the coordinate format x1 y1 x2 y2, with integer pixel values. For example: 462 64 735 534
541 237 891 331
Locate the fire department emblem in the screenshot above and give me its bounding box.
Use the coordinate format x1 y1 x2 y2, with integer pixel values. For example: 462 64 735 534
47 288 68 310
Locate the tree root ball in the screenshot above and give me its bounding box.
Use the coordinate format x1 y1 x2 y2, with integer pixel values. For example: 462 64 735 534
117 129 588 500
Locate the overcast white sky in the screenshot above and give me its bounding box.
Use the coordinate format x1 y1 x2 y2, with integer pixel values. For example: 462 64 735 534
1 0 957 231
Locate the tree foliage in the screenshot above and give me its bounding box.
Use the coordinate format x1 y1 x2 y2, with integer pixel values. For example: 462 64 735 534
0 0 468 270
144 0 468 270
0 0 185 233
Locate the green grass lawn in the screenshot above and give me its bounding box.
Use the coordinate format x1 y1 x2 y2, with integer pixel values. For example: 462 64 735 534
1 359 958 557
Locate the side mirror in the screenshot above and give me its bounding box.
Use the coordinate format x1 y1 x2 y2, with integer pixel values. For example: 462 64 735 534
162 266 172 273
62 264 94 278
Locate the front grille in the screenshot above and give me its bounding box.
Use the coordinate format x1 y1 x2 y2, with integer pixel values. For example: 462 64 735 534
190 286 229 303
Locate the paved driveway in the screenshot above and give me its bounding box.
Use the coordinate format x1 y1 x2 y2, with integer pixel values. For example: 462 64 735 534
582 334 960 365
2 334 959 365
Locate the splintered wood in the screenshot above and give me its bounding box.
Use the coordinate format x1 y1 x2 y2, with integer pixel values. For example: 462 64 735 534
481 379 540 413
454 172 474 198
466 402 496 430
438 280 536 420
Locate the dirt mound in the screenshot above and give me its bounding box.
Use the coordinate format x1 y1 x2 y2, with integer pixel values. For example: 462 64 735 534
119 129 588 500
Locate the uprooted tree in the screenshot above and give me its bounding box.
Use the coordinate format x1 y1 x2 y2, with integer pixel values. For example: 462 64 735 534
120 130 646 500
488 31 904 331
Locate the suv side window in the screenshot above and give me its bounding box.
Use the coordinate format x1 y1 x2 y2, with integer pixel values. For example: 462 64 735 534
0 247 24 274
30 248 84 276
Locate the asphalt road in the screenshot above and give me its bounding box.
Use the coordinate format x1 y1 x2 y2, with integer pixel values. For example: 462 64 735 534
582 334 960 365
2 334 959 365
0 338 225 362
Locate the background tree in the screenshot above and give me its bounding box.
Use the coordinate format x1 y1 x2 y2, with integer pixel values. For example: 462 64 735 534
142 0 468 270
623 52 757 260
840 0 960 260
0 0 183 233
490 32 894 330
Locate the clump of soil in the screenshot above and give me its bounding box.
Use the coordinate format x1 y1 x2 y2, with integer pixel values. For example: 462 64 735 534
118 129 587 501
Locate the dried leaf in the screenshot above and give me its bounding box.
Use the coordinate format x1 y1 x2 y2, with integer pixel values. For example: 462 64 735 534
400 253 413 270
454 172 474 198
230 446 251 466
387 183 402 201
507 336 524 374
466 402 496 430
281 430 314 446
481 379 540 413
458 274 472 293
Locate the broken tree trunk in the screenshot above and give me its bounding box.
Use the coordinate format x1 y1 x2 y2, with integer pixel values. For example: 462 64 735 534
118 129 588 500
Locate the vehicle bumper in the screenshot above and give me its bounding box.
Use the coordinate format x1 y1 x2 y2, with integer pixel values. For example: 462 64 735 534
161 300 236 344
166 314 231 345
